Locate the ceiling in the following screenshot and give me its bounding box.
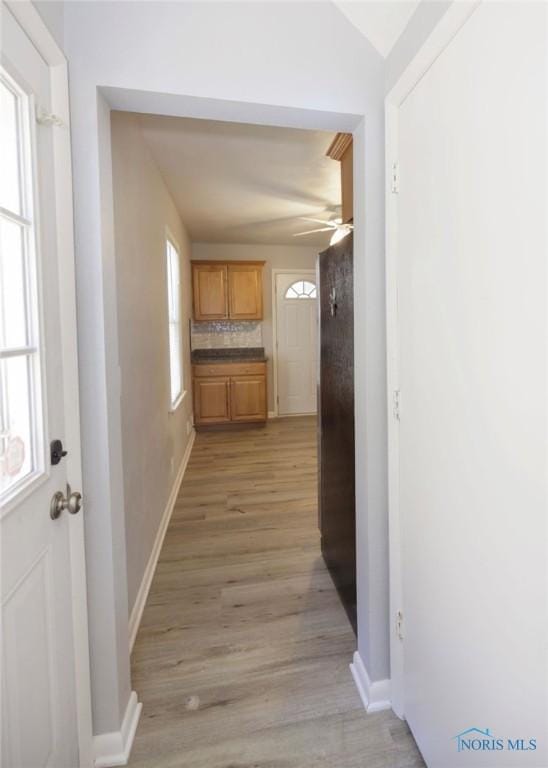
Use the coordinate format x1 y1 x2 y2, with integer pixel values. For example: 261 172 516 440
333 1 420 57
134 3 422 245
138 115 340 246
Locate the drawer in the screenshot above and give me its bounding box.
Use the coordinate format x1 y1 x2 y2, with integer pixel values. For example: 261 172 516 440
193 361 266 378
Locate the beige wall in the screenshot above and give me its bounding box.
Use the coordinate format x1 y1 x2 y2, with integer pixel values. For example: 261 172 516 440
111 112 194 617
192 242 320 412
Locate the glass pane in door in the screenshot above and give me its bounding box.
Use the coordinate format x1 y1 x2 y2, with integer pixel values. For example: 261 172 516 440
0 68 43 504
0 217 28 349
0 77 22 215
0 355 33 494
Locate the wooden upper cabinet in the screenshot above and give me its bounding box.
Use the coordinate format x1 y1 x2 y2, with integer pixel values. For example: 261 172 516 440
228 264 263 320
191 261 264 321
326 133 353 224
192 263 228 320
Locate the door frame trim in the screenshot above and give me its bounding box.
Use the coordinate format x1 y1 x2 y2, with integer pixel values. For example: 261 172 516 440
70 62 387 736
4 2 94 764
271 268 318 418
385 1 481 719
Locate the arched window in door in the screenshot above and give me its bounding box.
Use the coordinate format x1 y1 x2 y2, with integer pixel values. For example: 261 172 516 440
284 280 317 299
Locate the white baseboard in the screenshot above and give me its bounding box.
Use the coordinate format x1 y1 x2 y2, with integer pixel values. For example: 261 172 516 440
350 651 391 713
93 691 142 767
128 429 196 652
268 410 277 419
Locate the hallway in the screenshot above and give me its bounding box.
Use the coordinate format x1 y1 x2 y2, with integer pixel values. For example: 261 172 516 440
128 417 423 767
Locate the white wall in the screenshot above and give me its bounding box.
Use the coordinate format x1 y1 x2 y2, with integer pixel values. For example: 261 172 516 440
385 0 452 94
32 0 64 48
62 0 390 743
111 112 194 617
192 242 319 413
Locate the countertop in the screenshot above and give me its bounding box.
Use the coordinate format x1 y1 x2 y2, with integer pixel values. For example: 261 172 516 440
191 347 267 364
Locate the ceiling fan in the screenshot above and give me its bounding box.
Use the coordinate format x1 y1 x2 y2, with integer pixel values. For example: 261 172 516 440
293 214 353 245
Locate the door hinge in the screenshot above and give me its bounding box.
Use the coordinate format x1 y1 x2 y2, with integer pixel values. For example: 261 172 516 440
396 610 404 640
392 389 401 421
390 162 399 194
35 106 66 128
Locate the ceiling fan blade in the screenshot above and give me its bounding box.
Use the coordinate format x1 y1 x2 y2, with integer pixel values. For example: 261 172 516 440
298 217 337 228
293 228 334 237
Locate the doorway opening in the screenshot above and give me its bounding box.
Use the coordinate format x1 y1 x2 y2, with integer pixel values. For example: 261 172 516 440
107 109 380 763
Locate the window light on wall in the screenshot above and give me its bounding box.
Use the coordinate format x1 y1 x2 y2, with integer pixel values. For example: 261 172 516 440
166 237 183 409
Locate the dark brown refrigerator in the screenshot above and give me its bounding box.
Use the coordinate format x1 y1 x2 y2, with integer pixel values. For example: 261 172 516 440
318 233 356 633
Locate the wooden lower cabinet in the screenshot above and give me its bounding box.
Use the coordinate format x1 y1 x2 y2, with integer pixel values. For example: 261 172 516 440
193 377 231 424
193 363 267 426
230 376 266 422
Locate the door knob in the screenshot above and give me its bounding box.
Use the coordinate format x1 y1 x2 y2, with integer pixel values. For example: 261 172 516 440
50 484 83 520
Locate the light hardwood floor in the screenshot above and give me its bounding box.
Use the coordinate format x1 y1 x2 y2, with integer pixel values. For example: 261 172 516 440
129 416 424 767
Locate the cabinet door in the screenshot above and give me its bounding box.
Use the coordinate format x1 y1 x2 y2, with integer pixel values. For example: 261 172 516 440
230 376 267 422
228 264 263 319
192 264 228 320
193 377 231 424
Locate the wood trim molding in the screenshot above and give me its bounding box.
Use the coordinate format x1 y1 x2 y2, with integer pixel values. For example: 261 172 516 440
191 260 266 266
326 132 352 161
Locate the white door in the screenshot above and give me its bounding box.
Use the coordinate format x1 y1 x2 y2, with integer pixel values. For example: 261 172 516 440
275 272 318 415
1 5 91 768
395 3 547 766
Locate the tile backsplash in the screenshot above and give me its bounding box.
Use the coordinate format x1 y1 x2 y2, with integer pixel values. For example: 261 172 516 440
191 320 263 350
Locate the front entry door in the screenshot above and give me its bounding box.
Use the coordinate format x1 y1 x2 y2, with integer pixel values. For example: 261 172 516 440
275 271 318 415
1 6 91 767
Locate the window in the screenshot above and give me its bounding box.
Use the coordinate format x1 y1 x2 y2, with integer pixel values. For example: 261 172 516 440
166 237 183 409
284 280 317 299
0 69 44 501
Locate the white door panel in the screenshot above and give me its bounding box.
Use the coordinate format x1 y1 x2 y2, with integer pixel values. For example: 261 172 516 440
1 5 89 767
397 2 547 766
3 553 56 767
275 272 318 415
